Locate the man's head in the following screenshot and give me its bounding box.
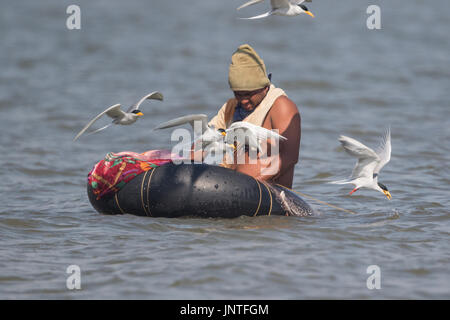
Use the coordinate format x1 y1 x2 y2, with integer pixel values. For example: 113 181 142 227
233 86 269 112
228 44 271 111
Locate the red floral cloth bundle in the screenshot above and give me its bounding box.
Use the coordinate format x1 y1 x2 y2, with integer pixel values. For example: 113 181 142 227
88 150 177 199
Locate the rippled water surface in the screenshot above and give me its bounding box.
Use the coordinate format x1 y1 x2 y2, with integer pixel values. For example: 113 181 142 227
1 0 449 299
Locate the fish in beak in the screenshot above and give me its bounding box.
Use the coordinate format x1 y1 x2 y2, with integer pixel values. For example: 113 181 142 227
383 190 392 200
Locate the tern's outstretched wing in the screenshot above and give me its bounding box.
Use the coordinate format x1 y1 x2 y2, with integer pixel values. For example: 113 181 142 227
226 122 286 155
289 0 311 5
154 114 209 136
240 11 272 19
83 123 113 137
271 0 291 9
350 156 379 181
227 122 287 142
338 135 380 180
127 91 163 112
237 0 264 10
73 104 123 141
338 135 378 160
374 128 391 174
328 179 352 185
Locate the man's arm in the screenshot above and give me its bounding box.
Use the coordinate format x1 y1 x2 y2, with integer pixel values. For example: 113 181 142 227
258 96 301 181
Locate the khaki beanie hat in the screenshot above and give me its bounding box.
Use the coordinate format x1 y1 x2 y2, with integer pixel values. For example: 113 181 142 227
228 44 270 91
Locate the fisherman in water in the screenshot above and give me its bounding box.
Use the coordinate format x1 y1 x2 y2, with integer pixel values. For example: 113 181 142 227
208 44 301 188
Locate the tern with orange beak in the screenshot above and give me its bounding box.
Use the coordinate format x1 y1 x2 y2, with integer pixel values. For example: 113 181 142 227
237 0 315 19
330 129 392 200
154 114 286 157
154 114 234 153
73 91 163 141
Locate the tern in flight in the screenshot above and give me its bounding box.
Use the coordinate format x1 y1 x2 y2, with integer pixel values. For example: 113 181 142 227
154 114 286 156
237 0 315 20
73 91 163 141
330 129 392 200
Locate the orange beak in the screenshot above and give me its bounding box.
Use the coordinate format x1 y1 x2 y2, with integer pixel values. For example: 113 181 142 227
383 190 392 200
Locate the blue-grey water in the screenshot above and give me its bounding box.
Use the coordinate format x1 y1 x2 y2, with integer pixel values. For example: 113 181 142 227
0 0 449 299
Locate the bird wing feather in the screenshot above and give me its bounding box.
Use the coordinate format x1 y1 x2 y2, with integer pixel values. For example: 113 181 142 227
240 11 272 19
225 125 258 150
226 122 287 152
237 0 310 11
105 104 126 119
154 114 209 136
289 0 311 5
237 0 264 10
127 91 163 112
338 135 381 182
374 128 391 174
271 0 290 9
338 135 379 160
328 179 352 185
227 121 287 142
73 104 122 141
350 156 379 181
83 123 113 137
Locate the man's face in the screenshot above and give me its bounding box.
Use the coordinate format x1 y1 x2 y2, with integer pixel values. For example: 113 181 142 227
233 86 269 111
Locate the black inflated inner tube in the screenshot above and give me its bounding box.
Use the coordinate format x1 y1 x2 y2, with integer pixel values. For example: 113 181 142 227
87 163 313 218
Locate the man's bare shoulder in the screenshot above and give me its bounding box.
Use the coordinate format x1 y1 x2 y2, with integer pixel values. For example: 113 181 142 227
271 95 300 118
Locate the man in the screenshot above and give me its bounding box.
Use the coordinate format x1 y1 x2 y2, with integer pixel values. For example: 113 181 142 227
208 44 301 188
